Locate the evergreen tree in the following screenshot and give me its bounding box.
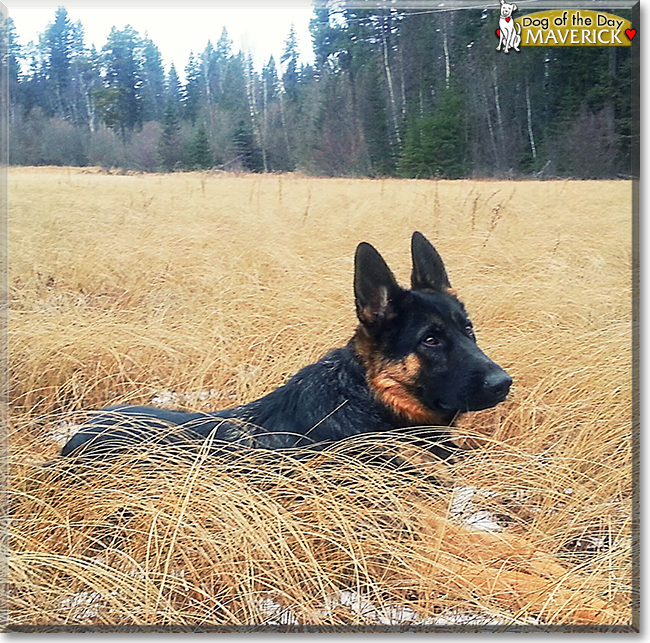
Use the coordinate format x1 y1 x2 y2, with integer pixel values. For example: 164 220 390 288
262 56 280 102
309 6 342 71
100 25 143 135
140 36 166 122
187 122 212 169
200 40 216 105
21 37 49 116
233 119 263 172
215 27 232 60
183 52 202 123
281 25 300 97
212 27 233 104
398 88 467 179
220 52 248 115
362 60 394 175
1 16 23 119
158 101 182 171
199 30 233 108
42 7 75 118
166 62 182 105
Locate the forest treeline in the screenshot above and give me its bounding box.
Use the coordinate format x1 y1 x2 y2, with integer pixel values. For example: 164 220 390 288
2 4 633 178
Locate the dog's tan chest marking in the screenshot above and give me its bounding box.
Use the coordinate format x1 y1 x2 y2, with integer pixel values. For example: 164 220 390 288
354 329 446 426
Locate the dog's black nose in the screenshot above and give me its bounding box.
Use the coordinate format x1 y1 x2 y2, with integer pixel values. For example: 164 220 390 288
483 370 513 401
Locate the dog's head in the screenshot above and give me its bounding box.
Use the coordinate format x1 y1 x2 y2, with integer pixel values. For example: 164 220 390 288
500 0 517 19
353 232 512 425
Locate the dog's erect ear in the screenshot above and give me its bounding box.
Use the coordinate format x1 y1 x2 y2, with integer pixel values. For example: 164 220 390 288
410 231 451 291
354 242 402 328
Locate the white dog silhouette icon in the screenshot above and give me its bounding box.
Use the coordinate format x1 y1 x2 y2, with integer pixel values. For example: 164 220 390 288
496 0 521 53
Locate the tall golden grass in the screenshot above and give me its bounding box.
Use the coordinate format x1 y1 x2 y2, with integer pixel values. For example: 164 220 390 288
6 167 635 630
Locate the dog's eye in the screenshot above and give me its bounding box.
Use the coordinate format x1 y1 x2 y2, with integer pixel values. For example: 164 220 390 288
422 335 440 347
465 322 476 339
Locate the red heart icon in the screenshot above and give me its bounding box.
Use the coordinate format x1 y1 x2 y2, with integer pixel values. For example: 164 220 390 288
625 28 636 41
496 28 500 37
505 17 511 22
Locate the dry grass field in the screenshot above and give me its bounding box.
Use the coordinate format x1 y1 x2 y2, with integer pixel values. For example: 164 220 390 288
6 166 635 630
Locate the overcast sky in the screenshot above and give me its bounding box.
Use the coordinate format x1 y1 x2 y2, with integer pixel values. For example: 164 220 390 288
4 1 316 75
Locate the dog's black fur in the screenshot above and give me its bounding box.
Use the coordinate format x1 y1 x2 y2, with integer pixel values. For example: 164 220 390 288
61 232 512 460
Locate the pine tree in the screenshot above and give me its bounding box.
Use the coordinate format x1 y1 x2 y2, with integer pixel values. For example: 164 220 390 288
2 16 23 119
140 36 166 122
100 25 143 135
187 122 212 169
215 27 232 60
309 6 341 71
262 56 279 102
398 88 467 179
183 52 202 123
362 60 394 176
281 25 300 98
220 52 248 115
233 119 263 172
42 7 75 118
166 62 182 106
211 27 233 105
158 101 182 171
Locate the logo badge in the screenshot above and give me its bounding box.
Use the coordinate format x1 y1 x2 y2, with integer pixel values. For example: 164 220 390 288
502 9 635 47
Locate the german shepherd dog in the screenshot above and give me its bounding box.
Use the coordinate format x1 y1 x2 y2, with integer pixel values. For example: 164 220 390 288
60 232 621 624
61 232 512 459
